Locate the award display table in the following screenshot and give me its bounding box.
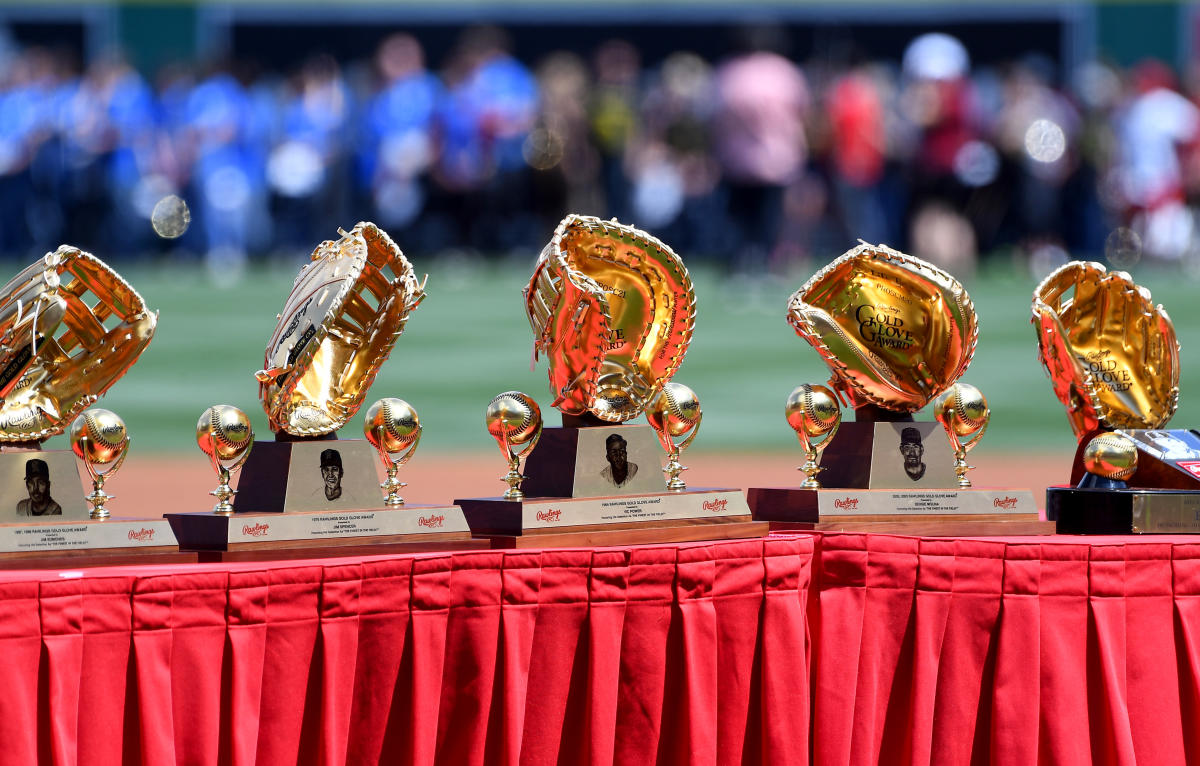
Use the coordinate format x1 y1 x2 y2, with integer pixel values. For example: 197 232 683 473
1 531 1199 765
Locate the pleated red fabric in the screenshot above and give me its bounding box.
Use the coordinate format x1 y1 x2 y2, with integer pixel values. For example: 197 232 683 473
8 532 1200 765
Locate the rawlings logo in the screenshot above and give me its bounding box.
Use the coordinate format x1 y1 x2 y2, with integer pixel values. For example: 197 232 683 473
834 497 859 511
127 528 155 542
993 497 1019 509
242 522 270 537
702 498 728 512
418 514 444 528
536 509 562 523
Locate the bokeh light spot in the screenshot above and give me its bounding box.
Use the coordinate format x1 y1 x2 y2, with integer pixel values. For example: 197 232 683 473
1024 119 1066 164
151 195 191 239
1105 227 1142 269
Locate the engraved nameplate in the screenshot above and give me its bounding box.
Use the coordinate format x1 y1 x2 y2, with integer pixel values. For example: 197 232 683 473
519 489 748 530
226 505 470 545
0 517 176 553
817 488 1036 516
1131 492 1200 533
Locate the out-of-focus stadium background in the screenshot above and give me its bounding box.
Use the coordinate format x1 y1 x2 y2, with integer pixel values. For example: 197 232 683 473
1 1 1198 463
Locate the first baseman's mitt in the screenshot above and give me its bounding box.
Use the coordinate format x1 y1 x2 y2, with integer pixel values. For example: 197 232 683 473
524 215 695 422
787 242 979 412
1032 261 1179 439
256 222 426 436
0 246 157 441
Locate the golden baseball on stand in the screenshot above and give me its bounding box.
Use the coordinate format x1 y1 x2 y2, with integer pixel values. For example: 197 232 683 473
197 405 254 462
784 383 842 489
1082 432 1139 481
364 398 421 453
647 382 702 491
70 408 128 465
486 391 542 448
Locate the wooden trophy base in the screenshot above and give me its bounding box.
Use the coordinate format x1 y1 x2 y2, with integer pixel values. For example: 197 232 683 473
457 488 767 548
1047 486 1200 534
167 503 486 562
747 486 1054 536
0 517 193 569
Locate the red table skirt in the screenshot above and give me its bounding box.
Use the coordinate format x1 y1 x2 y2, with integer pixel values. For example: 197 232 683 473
3 532 1200 765
0 537 812 766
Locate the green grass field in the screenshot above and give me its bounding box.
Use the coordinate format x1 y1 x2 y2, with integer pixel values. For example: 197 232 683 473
34 255 1200 457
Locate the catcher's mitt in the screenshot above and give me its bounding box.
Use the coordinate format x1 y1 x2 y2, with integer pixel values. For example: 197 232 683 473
1032 261 1179 439
787 242 978 412
524 215 695 422
0 246 157 442
256 222 426 436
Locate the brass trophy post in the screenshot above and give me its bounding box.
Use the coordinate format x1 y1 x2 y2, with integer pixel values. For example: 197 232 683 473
1036 262 1200 533
165 223 477 558
0 248 181 562
457 214 763 547
747 242 1045 535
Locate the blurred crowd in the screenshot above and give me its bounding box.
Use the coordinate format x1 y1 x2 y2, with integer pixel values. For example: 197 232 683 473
1 24 1199 275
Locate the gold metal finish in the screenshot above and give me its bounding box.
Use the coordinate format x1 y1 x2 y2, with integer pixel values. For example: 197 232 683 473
1082 432 1139 481
196 405 254 514
1032 261 1179 439
363 398 421 507
933 383 990 488
787 242 978 412
257 222 427 436
784 384 842 489
485 391 543 500
524 214 696 422
69 408 129 519
0 246 156 442
646 382 701 491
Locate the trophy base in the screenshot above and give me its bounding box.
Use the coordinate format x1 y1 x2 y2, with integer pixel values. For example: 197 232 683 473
166 504 486 561
1047 486 1200 534
0 517 192 568
748 487 1054 536
456 488 766 548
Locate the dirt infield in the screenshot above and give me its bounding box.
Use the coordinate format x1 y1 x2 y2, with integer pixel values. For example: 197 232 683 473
106 450 1071 520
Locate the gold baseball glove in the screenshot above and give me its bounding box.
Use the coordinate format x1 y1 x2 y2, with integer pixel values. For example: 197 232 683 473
0 246 157 442
256 222 426 436
787 242 979 412
1032 261 1179 439
524 215 695 422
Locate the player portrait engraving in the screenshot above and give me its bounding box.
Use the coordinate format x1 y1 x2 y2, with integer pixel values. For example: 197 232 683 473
600 433 639 489
320 448 344 501
899 427 926 482
16 458 61 516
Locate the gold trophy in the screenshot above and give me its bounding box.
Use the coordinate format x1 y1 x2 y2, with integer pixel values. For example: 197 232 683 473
646 382 701 491
167 223 477 559
363 398 421 506
933 383 989 488
456 214 762 547
195 405 254 515
748 242 1043 534
1035 262 1200 533
0 248 179 561
485 391 543 500
69 408 130 518
785 384 842 489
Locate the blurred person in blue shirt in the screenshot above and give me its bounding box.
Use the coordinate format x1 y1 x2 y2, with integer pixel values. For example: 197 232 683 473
180 61 271 269
269 53 352 251
359 34 441 238
433 27 539 252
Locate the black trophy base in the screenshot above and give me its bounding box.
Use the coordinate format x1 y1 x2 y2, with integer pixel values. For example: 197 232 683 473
1047 486 1200 534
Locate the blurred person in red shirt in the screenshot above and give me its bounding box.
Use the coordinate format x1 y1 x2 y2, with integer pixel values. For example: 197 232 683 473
713 28 808 270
